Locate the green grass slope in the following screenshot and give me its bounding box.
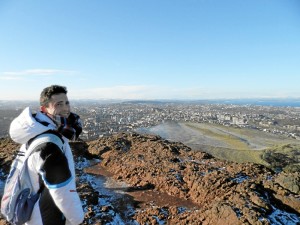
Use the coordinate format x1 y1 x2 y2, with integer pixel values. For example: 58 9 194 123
183 122 300 172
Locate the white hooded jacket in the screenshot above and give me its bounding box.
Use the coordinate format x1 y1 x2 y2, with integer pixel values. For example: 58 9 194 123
9 107 84 225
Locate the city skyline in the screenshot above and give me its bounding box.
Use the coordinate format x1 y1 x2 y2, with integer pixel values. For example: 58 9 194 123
0 0 299 100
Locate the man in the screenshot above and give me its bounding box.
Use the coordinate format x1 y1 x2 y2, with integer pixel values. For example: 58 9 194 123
9 85 84 225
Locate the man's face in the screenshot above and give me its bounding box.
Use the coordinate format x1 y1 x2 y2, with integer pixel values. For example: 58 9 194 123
43 93 71 118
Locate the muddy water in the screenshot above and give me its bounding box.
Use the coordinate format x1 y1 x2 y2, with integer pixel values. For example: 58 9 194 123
85 164 199 210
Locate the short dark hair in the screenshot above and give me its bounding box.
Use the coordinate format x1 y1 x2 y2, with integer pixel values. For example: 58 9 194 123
40 85 68 106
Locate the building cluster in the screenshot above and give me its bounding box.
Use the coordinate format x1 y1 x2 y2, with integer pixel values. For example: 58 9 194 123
1 101 300 140
72 102 300 141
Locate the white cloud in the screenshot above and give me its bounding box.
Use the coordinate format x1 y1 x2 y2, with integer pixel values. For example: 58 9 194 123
0 76 22 80
1 69 78 79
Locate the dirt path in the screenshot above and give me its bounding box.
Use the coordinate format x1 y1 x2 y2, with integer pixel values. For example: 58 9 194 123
85 164 199 210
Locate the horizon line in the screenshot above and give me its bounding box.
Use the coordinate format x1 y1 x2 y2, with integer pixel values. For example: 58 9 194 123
1 97 300 102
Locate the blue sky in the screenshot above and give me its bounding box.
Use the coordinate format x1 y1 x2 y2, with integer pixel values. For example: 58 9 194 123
0 0 299 100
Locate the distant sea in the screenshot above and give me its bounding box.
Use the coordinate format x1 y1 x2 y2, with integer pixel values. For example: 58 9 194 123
205 99 300 107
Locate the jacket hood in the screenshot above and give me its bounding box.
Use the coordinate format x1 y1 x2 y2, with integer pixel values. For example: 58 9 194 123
9 107 56 144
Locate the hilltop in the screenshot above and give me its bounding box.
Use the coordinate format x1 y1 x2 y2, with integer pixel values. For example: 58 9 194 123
1 133 300 224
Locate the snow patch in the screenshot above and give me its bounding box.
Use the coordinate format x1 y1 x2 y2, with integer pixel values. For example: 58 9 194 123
231 173 249 183
268 206 300 224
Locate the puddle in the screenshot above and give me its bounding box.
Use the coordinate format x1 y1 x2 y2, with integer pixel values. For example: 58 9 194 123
78 158 138 224
81 173 137 224
128 189 199 209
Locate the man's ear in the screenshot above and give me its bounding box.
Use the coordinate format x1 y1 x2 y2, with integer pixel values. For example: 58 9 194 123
40 105 47 113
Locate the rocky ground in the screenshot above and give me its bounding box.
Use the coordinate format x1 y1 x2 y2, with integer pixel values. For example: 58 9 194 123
1 132 300 224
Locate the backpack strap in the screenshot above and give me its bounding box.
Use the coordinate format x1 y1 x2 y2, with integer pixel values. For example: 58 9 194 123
25 132 65 158
23 115 65 193
26 130 64 150
27 114 64 150
24 131 65 194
